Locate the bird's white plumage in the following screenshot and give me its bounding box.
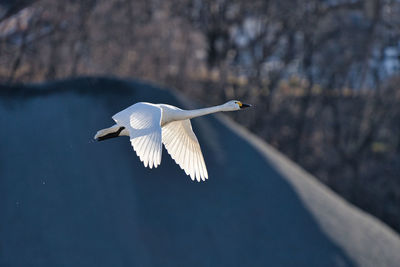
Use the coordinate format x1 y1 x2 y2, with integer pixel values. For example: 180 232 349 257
112 103 162 169
162 120 208 181
96 100 250 181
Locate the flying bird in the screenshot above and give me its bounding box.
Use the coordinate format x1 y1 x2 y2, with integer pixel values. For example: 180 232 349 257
94 100 251 181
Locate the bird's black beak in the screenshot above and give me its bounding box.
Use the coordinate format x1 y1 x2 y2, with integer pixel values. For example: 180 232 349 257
240 103 252 109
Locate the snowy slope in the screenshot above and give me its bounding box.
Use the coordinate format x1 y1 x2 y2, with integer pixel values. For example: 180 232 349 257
0 77 399 267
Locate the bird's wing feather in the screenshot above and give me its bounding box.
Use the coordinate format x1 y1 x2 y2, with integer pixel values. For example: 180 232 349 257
112 102 162 169
162 120 208 181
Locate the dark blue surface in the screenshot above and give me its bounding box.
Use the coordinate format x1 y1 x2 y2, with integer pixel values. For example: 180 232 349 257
0 78 354 266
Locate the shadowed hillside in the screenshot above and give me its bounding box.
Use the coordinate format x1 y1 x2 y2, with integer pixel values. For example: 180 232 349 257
1 77 399 267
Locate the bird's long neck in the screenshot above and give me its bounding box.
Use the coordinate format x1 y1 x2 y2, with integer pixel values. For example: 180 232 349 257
174 105 223 121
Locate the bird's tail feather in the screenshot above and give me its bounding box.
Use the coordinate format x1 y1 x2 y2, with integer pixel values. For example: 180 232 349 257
94 126 125 141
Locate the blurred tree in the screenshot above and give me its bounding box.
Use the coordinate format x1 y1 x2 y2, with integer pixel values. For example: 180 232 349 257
0 0 37 22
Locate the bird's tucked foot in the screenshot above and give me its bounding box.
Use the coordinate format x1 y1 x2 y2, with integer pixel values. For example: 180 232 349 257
94 126 125 141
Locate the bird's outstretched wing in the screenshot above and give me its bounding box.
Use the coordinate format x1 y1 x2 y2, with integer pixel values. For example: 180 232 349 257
112 102 162 169
162 120 208 181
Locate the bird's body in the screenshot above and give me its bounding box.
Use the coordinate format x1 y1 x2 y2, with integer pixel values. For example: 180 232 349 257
95 100 251 181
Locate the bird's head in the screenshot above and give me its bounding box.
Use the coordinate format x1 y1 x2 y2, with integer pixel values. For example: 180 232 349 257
222 100 252 111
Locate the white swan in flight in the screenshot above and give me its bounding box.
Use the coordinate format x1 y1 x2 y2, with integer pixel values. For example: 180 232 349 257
94 100 251 182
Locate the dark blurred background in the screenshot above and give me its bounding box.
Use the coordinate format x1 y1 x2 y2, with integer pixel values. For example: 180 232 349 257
1 0 399 234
